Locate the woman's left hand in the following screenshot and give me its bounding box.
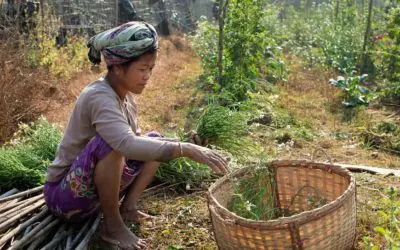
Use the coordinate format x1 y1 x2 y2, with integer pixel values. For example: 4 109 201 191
186 130 208 147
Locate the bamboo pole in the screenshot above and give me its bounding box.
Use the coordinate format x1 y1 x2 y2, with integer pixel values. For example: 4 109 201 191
0 194 43 222
0 208 48 246
66 216 94 250
65 234 73 250
0 198 22 213
28 224 66 250
26 233 47 250
0 199 45 233
9 216 60 250
23 222 38 236
0 186 43 203
40 226 70 250
75 214 101 250
0 188 19 198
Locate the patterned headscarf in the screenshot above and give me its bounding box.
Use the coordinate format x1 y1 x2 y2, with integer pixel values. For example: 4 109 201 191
87 21 159 66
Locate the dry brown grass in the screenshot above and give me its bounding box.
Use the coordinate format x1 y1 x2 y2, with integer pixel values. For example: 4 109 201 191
135 35 202 133
0 33 202 144
275 55 400 169
0 33 56 143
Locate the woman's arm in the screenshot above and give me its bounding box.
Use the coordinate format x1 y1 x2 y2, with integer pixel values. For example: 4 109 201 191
88 90 228 173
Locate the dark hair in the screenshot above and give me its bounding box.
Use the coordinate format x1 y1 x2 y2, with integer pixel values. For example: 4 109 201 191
107 47 158 72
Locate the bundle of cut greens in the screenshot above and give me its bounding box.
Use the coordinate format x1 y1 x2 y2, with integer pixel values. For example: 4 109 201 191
0 117 61 190
156 158 213 187
195 105 251 157
0 149 44 190
156 105 251 187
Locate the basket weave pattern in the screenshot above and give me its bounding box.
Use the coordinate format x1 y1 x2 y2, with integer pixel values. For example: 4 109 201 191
208 160 356 250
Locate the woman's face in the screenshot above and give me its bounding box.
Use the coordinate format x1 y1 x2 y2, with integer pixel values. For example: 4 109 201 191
116 52 157 95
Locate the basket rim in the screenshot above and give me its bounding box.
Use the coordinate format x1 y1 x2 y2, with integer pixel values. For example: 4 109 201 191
208 160 356 229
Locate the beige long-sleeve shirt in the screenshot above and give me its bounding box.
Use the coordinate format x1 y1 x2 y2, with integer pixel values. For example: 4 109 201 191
46 78 176 182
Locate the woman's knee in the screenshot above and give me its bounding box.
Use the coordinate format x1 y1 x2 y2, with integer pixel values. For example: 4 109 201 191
143 161 161 170
95 150 125 175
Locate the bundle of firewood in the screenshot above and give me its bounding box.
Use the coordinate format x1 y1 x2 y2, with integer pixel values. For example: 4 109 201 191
0 186 100 250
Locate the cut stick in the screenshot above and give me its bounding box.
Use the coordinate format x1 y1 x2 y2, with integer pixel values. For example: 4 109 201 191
0 204 37 225
28 224 66 250
26 233 47 250
7 213 54 248
0 199 45 233
67 216 94 250
23 222 38 236
9 217 60 250
75 214 101 250
40 226 70 250
141 183 169 198
53 224 68 239
0 198 23 213
0 208 48 246
0 186 44 203
0 188 19 198
0 195 44 222
65 234 73 250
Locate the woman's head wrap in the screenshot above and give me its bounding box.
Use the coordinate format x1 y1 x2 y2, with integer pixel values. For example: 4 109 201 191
87 21 159 66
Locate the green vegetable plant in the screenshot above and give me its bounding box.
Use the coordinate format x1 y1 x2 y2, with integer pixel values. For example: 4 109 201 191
362 187 400 249
329 74 376 107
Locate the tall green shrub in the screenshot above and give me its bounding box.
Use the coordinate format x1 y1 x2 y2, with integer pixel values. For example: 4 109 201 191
192 1 285 105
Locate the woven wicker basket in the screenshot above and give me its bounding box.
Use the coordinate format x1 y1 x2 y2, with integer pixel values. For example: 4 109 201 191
208 160 356 250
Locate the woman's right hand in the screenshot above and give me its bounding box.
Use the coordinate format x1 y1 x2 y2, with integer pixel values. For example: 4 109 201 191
181 143 228 174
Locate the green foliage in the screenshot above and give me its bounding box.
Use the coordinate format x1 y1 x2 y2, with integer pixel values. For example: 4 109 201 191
361 121 400 153
0 149 43 190
196 105 252 158
329 74 376 107
0 117 62 190
191 1 287 105
362 187 400 249
25 19 89 79
228 165 278 220
156 158 212 186
375 2 400 101
190 20 219 89
156 104 255 187
284 2 365 74
9 116 62 161
385 3 400 81
221 0 275 102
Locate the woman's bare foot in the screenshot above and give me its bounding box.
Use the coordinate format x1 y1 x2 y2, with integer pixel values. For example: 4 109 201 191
101 223 147 250
120 208 163 224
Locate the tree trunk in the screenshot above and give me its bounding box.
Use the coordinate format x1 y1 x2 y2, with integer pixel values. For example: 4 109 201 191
217 0 228 88
361 0 373 73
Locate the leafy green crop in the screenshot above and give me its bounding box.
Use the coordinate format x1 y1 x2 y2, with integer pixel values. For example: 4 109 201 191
329 74 376 107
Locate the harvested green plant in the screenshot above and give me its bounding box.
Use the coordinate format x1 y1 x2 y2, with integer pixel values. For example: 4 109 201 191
195 105 251 157
156 158 212 187
0 148 44 190
228 164 278 220
0 117 62 190
10 117 62 161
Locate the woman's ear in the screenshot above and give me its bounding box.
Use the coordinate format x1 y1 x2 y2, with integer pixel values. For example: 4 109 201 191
113 64 122 76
